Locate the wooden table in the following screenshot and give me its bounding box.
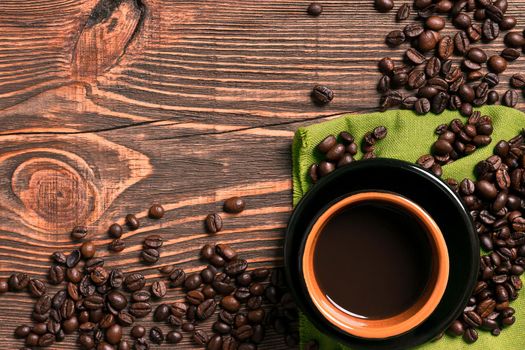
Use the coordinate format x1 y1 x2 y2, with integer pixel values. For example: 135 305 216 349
1 0 525 348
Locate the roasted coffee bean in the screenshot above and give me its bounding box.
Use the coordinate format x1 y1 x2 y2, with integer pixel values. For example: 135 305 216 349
148 204 164 219
454 31 470 55
468 71 483 82
386 30 406 46
235 287 251 301
124 273 145 292
216 244 238 261
71 226 88 240
487 91 499 105
501 48 520 61
488 55 507 74
48 265 65 285
234 325 254 341
510 74 525 89
463 311 482 327
28 279 47 298
107 291 127 311
425 57 441 78
125 214 140 230
483 19 500 41
453 13 471 29
437 36 453 60
108 269 123 289
205 213 223 233
502 90 518 107
158 265 176 275
317 135 336 153
418 4 437 18
130 302 152 318
169 269 186 287
447 320 465 336
213 321 232 334
166 331 183 344
463 328 478 343
468 24 482 42
141 248 160 264
143 235 163 250
85 257 104 272
51 252 67 265
311 85 334 104
426 15 445 31
186 290 205 305
108 223 123 238
504 32 525 48
91 266 109 285
375 0 394 13
192 329 209 346
406 48 426 65
419 30 438 51
201 268 215 285
307 2 323 16
221 295 241 313
108 239 125 253
34 295 52 315
414 98 431 114
378 57 395 75
8 272 29 292
222 336 238 350
432 92 449 114
225 259 248 275
149 327 164 344
404 23 424 38
248 309 265 324
116 311 135 327
131 326 146 339
133 338 149 350
106 324 122 345
15 325 32 339
184 273 202 290
197 299 217 320
148 281 166 299
397 3 410 21
224 197 246 213
80 241 96 259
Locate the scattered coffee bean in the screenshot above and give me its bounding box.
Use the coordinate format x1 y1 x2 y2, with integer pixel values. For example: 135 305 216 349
205 213 223 233
71 226 88 240
223 197 246 213
307 2 322 16
311 85 334 105
148 204 165 219
108 223 123 238
375 0 394 13
125 214 140 230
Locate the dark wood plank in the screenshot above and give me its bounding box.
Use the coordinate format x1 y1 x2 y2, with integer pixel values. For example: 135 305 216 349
1 0 525 348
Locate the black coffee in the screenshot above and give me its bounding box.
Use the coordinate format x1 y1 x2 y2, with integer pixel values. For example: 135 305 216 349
313 200 433 319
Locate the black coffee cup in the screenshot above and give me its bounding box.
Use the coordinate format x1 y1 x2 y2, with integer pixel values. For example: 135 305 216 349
284 159 478 350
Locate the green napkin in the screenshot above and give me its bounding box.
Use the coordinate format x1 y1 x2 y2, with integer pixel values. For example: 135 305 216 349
292 106 525 350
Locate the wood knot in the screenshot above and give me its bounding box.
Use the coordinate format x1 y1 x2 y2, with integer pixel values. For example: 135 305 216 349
0 132 152 234
72 0 145 82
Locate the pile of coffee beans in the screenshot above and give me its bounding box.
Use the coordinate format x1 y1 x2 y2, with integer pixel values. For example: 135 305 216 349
417 112 494 176
439 131 525 343
376 0 525 114
2 197 298 349
141 235 163 264
308 126 388 183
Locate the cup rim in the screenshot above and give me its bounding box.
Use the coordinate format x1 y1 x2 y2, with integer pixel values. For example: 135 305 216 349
302 191 450 339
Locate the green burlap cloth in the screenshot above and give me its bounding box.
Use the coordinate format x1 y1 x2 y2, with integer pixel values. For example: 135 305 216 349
292 106 525 350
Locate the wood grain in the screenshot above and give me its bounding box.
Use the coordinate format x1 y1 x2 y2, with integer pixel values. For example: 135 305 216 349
1 0 525 348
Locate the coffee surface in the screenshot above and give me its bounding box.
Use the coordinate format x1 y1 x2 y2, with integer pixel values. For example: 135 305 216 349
313 200 433 319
